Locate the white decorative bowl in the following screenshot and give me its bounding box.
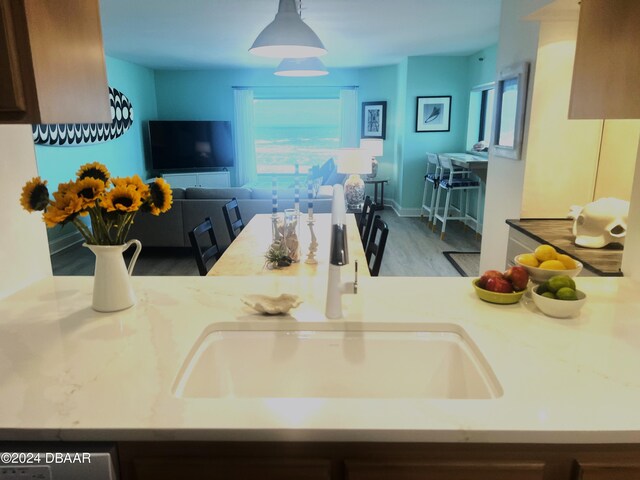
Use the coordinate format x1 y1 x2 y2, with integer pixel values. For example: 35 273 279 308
531 286 587 318
514 254 583 284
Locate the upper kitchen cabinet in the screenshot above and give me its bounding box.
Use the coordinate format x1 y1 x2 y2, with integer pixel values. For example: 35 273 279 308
569 0 640 119
0 0 110 124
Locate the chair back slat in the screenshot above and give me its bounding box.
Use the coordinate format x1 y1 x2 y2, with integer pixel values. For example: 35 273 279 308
365 215 389 277
222 197 245 242
188 217 221 276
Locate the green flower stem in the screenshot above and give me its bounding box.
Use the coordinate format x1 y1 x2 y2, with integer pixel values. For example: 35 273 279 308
72 218 96 244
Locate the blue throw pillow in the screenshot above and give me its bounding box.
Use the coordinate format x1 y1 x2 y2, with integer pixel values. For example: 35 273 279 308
309 158 335 185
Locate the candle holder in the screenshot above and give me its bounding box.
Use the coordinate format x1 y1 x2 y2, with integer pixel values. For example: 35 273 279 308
305 215 318 264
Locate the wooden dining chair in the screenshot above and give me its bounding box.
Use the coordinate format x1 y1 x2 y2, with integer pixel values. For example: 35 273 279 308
358 196 377 247
188 217 222 276
222 197 245 242
365 215 389 277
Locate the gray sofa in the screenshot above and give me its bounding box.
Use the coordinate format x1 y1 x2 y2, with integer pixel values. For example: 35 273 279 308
128 185 333 249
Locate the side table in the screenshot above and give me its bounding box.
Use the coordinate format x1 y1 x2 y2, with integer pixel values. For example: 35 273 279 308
364 179 389 210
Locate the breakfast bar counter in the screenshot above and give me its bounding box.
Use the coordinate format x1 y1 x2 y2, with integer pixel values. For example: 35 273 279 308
506 218 623 276
0 275 639 444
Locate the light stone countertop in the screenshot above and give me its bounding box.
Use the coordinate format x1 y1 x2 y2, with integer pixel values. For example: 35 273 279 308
0 275 639 443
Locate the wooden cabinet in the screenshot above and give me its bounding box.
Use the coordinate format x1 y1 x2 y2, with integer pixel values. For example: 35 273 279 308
569 0 640 119
118 442 640 480
345 460 545 480
132 458 331 480
163 171 231 189
0 0 110 124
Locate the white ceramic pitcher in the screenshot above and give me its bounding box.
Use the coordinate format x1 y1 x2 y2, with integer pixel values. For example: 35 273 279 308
84 239 142 312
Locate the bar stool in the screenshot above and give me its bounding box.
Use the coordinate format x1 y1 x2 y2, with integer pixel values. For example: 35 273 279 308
432 155 481 240
420 153 443 227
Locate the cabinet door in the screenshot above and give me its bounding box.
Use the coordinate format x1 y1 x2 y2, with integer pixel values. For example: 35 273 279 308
573 460 640 480
345 460 546 480
569 0 640 119
0 1 26 116
0 0 110 124
198 171 230 188
163 173 198 189
133 458 331 480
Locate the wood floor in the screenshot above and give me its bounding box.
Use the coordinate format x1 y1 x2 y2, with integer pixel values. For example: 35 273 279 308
50 210 481 277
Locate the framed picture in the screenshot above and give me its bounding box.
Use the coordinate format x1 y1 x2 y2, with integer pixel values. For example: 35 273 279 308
491 62 529 160
416 96 451 132
361 101 387 139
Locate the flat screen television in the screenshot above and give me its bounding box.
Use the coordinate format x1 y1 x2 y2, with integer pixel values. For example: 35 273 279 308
148 120 234 171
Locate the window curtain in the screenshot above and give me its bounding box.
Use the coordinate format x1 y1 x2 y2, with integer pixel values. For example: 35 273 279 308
233 88 257 186
339 88 358 148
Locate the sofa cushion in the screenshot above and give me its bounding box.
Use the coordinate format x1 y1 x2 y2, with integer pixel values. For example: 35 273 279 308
316 185 334 199
185 187 252 200
171 188 186 200
251 187 297 200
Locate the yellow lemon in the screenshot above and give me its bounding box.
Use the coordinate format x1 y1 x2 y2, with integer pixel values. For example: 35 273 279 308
518 253 539 267
557 253 578 270
534 245 558 262
539 260 566 270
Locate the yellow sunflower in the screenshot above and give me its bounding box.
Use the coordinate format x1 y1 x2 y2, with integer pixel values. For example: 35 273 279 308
55 181 75 197
72 177 106 208
20 177 49 212
112 174 150 198
102 185 143 213
42 192 84 227
147 178 173 215
77 162 110 185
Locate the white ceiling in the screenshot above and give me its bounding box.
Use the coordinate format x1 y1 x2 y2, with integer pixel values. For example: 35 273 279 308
99 0 502 70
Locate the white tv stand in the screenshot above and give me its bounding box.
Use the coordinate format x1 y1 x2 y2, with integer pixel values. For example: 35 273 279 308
162 171 230 189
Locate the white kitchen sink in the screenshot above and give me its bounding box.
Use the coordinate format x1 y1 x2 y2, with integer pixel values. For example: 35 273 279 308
173 324 502 399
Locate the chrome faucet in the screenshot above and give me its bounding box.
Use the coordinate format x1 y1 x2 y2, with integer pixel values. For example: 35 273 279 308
325 184 358 319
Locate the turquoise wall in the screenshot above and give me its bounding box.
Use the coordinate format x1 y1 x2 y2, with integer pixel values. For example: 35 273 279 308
356 65 398 201
35 56 158 242
467 44 498 88
154 49 497 209
399 55 471 209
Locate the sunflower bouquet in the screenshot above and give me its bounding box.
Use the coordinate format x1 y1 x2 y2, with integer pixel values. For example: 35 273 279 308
20 162 172 245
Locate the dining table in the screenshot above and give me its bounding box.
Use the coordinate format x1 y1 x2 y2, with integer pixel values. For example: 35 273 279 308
207 213 369 277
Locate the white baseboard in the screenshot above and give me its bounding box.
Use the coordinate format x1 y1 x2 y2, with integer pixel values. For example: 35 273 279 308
385 198 422 217
49 230 84 255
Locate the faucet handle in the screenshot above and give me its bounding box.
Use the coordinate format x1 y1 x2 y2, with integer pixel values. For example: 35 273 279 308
354 260 358 294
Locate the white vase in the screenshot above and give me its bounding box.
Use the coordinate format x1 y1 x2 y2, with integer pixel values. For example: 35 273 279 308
84 239 142 313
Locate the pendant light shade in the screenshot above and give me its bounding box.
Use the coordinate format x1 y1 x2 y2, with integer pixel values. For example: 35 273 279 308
250 0 327 58
274 57 329 77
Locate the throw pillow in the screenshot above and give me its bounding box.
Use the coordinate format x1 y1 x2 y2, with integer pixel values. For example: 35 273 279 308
309 157 335 185
325 168 346 186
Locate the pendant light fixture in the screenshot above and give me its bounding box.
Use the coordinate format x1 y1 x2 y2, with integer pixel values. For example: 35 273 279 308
274 57 329 77
250 0 327 58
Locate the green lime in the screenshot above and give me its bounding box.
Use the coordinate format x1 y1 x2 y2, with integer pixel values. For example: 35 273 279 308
541 292 556 299
547 275 576 293
537 283 550 295
556 287 578 301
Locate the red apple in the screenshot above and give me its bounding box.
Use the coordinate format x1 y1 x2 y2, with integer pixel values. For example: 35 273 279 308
504 266 530 291
478 270 504 289
485 277 514 293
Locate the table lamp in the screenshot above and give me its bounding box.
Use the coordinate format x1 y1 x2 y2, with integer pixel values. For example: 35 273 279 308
360 138 383 179
337 148 371 210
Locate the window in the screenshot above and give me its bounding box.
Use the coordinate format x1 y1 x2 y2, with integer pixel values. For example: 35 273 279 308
466 84 495 152
253 98 341 175
478 87 495 144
